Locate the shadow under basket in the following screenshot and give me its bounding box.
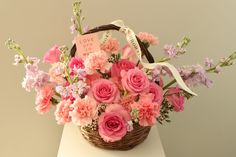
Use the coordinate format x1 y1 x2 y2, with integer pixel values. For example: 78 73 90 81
79 124 151 151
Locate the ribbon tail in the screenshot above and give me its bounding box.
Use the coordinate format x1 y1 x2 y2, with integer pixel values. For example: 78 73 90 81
152 62 197 96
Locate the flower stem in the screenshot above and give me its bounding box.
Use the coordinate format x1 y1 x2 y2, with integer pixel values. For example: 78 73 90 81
163 79 176 90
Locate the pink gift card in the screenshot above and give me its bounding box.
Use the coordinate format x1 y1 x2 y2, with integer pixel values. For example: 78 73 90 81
75 33 100 57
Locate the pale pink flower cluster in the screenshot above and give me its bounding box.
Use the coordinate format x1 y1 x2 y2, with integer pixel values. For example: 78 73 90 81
13 54 22 65
204 57 214 68
56 81 88 100
178 64 213 88
70 16 77 34
137 32 159 45
49 62 66 85
163 44 186 58
22 60 49 92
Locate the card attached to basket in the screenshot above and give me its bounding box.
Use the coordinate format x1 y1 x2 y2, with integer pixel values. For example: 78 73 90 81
75 33 101 56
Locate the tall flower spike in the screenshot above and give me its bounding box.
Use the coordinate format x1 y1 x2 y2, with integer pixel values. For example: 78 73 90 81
72 1 84 34
5 39 29 64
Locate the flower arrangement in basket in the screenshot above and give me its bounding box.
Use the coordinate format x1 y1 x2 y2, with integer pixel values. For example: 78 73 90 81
5 1 236 151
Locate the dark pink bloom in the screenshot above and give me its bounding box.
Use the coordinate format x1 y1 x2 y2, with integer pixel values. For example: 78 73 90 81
111 59 136 78
69 57 84 70
43 45 61 64
149 82 163 104
166 87 185 112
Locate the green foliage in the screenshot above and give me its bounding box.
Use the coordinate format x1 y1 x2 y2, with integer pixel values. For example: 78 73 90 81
157 100 173 124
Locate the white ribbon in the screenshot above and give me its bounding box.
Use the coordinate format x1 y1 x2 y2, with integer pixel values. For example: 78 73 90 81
102 20 197 96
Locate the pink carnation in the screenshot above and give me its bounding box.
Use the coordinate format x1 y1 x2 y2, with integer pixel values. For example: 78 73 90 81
111 59 136 78
119 94 136 112
43 45 61 64
69 57 84 70
149 82 163 104
90 79 120 103
70 96 97 126
49 62 66 85
166 87 185 112
131 94 160 126
121 68 150 94
54 100 73 125
84 51 111 74
35 85 54 114
101 38 120 53
137 32 159 45
98 104 131 142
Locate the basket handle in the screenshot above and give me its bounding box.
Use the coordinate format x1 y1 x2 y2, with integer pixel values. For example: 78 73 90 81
70 24 155 63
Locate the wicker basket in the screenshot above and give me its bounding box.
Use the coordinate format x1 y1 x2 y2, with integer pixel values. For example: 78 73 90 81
70 23 155 150
80 124 151 150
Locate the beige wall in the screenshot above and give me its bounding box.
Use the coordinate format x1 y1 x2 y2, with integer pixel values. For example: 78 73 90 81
1 0 236 157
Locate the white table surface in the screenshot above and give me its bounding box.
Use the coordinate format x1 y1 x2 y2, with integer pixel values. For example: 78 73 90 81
57 123 166 157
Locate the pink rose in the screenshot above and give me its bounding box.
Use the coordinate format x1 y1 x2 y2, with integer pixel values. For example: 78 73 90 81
35 85 54 114
98 104 131 142
54 100 73 125
70 96 97 126
43 45 61 64
101 38 120 53
149 82 163 104
121 68 150 93
111 59 135 78
131 94 160 126
166 87 185 112
69 57 84 70
91 79 120 103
